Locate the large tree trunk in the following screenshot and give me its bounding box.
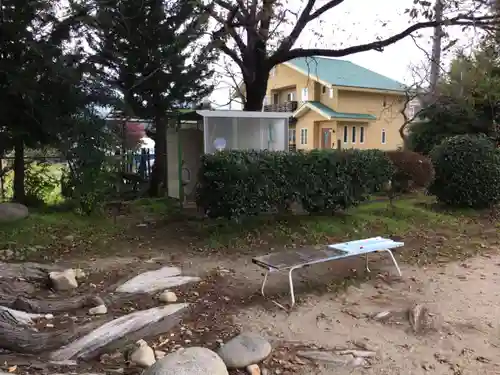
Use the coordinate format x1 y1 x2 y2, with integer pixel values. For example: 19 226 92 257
149 114 168 197
12 136 25 203
243 61 270 111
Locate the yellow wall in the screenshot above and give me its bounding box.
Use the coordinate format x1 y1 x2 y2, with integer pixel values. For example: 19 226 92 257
267 64 320 104
336 90 404 150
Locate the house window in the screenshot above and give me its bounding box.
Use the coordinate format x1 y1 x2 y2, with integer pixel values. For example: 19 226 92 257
301 88 309 101
343 126 348 143
360 126 365 144
300 128 308 145
322 86 326 94
408 105 416 119
273 93 279 104
289 129 296 143
329 88 334 98
352 126 356 143
287 92 295 101
381 128 386 144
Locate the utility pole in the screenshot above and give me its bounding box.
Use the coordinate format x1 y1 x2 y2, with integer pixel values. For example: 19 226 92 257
429 0 444 94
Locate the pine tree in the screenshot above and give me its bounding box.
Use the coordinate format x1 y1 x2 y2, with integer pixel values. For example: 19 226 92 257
89 0 217 196
0 0 95 202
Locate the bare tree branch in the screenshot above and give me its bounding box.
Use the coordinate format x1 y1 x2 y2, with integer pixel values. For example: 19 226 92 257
277 14 499 63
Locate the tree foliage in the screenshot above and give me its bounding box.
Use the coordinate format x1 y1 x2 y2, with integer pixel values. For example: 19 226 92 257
408 40 500 155
87 0 217 196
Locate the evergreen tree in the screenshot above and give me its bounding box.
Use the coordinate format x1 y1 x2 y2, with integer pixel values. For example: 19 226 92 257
88 0 217 196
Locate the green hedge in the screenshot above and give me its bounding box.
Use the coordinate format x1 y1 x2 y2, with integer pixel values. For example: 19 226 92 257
429 134 500 208
196 149 394 219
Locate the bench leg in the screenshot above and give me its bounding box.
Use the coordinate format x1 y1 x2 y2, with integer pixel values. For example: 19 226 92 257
260 270 270 297
383 249 402 276
288 267 297 308
365 253 371 273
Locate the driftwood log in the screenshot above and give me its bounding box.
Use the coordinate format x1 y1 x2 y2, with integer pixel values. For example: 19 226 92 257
0 262 107 354
0 318 106 354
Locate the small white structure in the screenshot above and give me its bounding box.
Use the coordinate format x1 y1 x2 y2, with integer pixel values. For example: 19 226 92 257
167 110 291 202
197 110 291 153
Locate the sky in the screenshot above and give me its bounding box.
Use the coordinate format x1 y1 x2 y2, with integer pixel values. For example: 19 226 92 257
209 0 484 108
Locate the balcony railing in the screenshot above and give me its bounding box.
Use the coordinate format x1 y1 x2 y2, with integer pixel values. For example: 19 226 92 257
263 101 298 112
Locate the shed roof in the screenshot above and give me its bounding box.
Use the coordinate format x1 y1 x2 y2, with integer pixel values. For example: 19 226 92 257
196 110 292 118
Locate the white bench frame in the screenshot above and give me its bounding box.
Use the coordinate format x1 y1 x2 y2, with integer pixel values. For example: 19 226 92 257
254 237 403 310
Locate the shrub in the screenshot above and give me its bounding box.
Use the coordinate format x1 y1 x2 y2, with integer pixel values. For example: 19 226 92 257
385 150 434 194
196 149 394 219
429 134 500 208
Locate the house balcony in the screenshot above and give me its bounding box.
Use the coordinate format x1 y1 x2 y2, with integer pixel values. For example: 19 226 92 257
263 101 298 113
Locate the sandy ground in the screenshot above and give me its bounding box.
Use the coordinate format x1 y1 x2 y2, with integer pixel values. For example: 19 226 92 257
62 246 500 375
226 253 500 375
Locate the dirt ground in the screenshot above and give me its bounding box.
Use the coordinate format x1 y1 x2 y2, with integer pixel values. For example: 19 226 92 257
3 235 500 374
62 244 500 375
227 252 500 375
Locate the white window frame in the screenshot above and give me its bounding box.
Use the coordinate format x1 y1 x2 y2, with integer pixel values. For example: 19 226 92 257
343 125 348 143
289 128 296 143
360 126 365 144
300 128 308 145
301 88 309 101
352 126 356 144
381 128 386 144
408 105 416 119
287 92 296 101
329 87 334 98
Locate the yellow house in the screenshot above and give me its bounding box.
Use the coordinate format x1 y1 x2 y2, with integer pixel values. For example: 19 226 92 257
263 57 407 151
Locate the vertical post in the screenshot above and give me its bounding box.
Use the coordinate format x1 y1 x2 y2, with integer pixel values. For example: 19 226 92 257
177 115 184 209
203 115 209 153
232 117 238 149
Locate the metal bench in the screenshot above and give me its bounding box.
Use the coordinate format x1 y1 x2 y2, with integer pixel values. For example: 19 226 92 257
252 237 404 310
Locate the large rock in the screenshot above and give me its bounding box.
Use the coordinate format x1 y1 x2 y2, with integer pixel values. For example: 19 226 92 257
217 333 272 369
144 347 228 375
49 269 78 291
116 266 200 294
51 304 189 361
0 203 28 222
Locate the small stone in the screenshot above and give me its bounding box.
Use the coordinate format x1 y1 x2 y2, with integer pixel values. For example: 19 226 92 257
155 350 166 359
130 340 156 368
89 305 108 315
64 235 75 242
261 368 269 375
46 323 55 328
49 269 78 291
159 291 178 303
74 268 86 279
349 357 368 367
217 333 272 369
246 364 261 375
45 313 54 320
373 311 392 321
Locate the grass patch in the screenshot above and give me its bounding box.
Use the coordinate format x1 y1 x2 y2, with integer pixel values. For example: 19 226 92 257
0 211 121 261
193 198 466 252
129 197 181 216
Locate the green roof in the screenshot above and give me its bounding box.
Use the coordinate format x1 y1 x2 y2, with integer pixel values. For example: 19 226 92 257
306 101 376 120
287 57 406 92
